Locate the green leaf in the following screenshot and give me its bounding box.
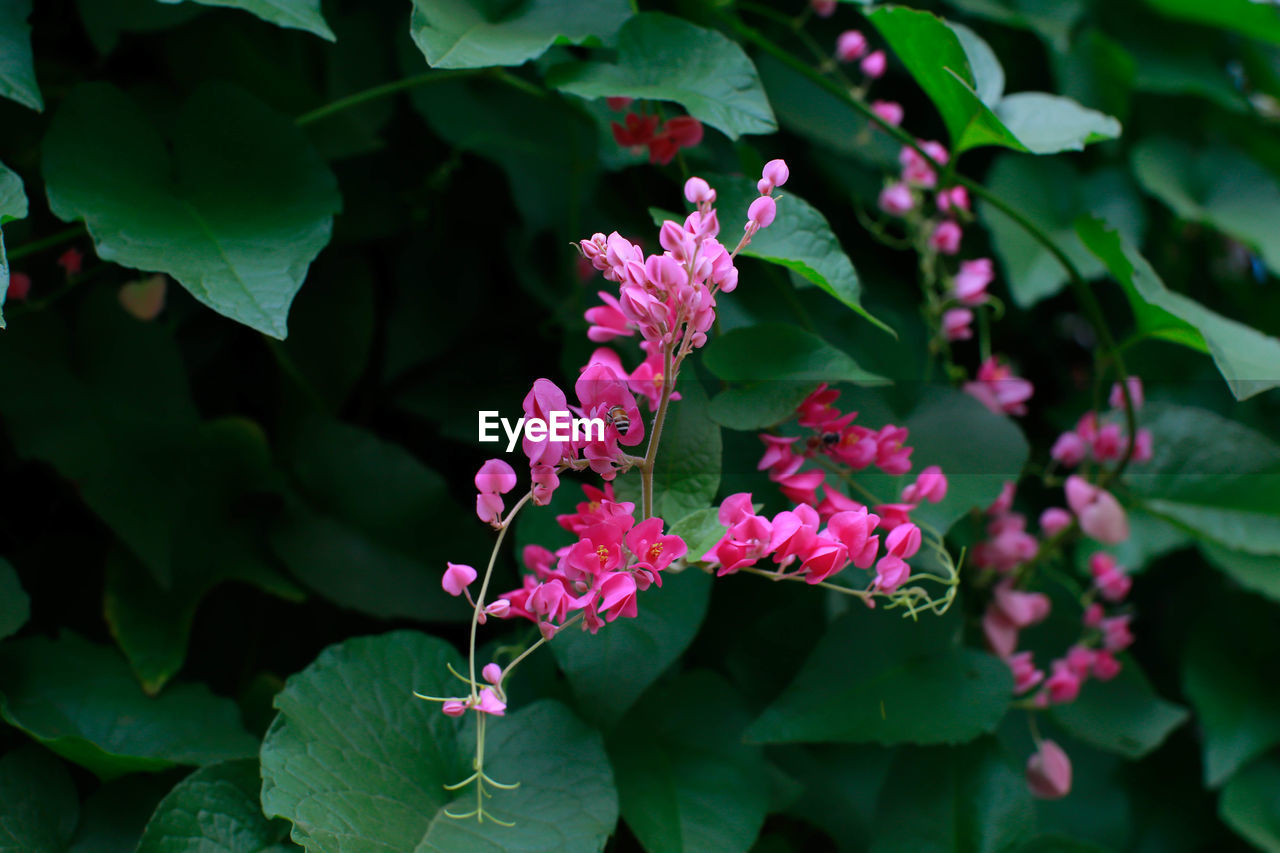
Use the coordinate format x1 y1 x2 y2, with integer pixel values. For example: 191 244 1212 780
746 606 1013 745
0 747 78 852
0 161 27 222
870 740 1035 853
648 377 722 523
260 631 618 852
699 175 888 331
867 6 1118 154
269 417 480 622
668 507 727 566
407 74 597 230
1221 755 1280 852
0 559 29 642
941 0 1084 51
155 0 333 40
43 82 341 339
1076 217 1280 400
137 760 289 853
1183 610 1280 788
979 157 1145 307
992 93 1122 154
0 633 257 779
68 775 175 853
411 0 629 69
0 0 41 111
1200 543 1280 604
856 387 1030 535
0 292 201 584
704 323 888 386
552 569 712 730
608 672 769 853
74 0 206 55
1146 0 1280 45
1049 660 1188 759
105 419 304 693
1131 138 1280 276
548 12 777 140
951 22 1004 107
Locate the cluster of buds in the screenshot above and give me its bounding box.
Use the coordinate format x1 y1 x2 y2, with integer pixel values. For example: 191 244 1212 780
834 28 887 81
973 378 1150 799
607 97 704 165
1051 377 1153 468
963 357 1035 417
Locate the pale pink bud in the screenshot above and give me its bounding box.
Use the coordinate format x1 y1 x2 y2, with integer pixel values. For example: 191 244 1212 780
475 458 517 494
861 50 887 78
937 186 971 213
952 258 992 304
994 581 1051 628
762 158 789 189
884 523 922 559
485 598 511 618
442 700 467 717
1133 429 1153 463
747 196 777 229
929 220 963 255
1039 507 1072 537
836 30 868 62
476 492 505 525
902 465 947 504
482 663 502 684
538 621 559 641
878 182 914 216
1108 376 1144 412
442 562 477 597
1102 615 1134 651
1082 602 1104 628
983 607 1018 658
1045 660 1082 704
1051 432 1087 467
1008 651 1044 694
811 0 836 17
1027 740 1072 799
1093 650 1122 680
1065 644 1096 677
943 308 973 341
871 100 904 126
684 176 714 204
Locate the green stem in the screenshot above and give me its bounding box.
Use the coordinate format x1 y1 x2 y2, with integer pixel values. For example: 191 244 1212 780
7 225 86 262
468 492 533 698
639 344 676 521
294 70 480 126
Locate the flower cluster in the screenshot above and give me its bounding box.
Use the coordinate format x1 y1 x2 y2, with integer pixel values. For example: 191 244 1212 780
700 383 955 604
1051 377 1153 468
607 97 704 165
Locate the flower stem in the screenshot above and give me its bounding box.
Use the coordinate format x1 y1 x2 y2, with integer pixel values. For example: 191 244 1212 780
7 225 86 262
294 70 481 126
640 344 676 521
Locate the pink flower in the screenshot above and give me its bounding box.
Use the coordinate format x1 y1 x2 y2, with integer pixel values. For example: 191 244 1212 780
873 502 915 531
476 687 507 715
1092 650 1122 680
1045 659 1082 704
606 96 633 111
1051 431 1087 467
442 699 467 717
442 562 477 597
626 517 687 583
1092 423 1124 461
1082 602 1104 628
861 50 887 78
872 554 910 593
1065 476 1129 545
522 379 574 467
482 663 502 684
585 291 634 341
964 357 1033 416
6 271 30 301
761 158 790 191
943 308 973 341
826 508 880 569
530 464 559 506
952 258 993 304
476 492 505 525
1089 552 1131 602
485 599 511 618
811 0 836 16
988 481 1016 516
612 112 659 149
1026 740 1072 799
900 148 937 188
1008 651 1044 694
1065 644 1096 677
836 30 868 62
874 425 913 475
902 465 947 504
936 186 970 214
878 182 914 216
983 607 1019 658
475 459 517 495
930 221 963 255
1133 429 1153 463
684 176 715 205
1039 507 1072 537
768 508 819 567
884 523 922 559
993 581 1051 628
798 532 850 584
598 572 638 621
871 100 904 126
1101 615 1134 651
747 196 777 229
778 468 825 506
1108 376 1144 412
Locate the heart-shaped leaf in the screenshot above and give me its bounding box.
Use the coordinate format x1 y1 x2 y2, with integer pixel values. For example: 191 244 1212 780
137 759 290 853
0 0 41 111
155 0 333 40
43 82 341 339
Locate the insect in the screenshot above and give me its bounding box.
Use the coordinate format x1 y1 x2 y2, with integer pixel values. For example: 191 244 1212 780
821 431 841 447
605 405 631 434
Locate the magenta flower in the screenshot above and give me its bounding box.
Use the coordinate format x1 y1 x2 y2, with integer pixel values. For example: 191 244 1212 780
929 220 963 255
861 50 887 78
811 0 836 17
1108 376 1144 411
952 258 993 304
1039 507 1072 537
871 100 904 126
901 465 947 504
522 379 574 467
598 572 638 621
1089 552 1132 602
1092 650 1122 680
798 532 850 584
1008 651 1044 694
993 581 1051 628
1050 431 1086 467
835 30 868 62
964 357 1034 416
475 687 507 716
943 307 973 341
1044 659 1083 704
474 459 516 495
1101 615 1134 651
585 291 634 342
1026 740 1072 799
827 508 880 569
442 562 477 597
983 607 1019 658
1065 475 1129 544
878 182 914 216
626 517 687 583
